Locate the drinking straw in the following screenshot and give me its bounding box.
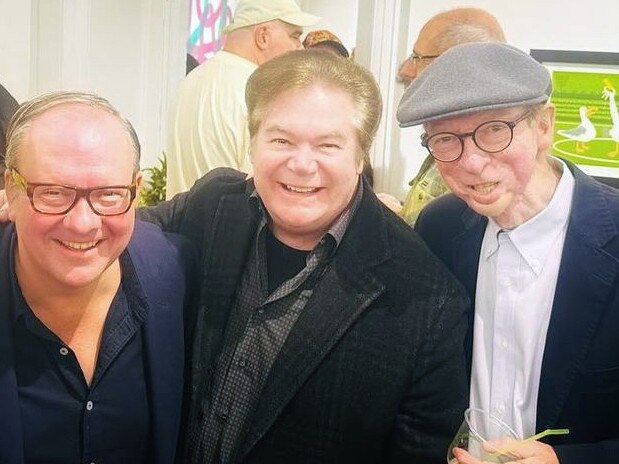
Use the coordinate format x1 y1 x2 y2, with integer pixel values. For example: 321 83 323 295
489 428 570 457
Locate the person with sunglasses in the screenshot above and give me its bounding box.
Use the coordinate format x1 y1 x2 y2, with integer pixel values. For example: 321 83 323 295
0 91 192 464
398 42 619 464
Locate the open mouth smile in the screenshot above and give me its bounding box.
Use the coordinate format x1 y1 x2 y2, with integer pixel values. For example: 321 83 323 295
283 184 319 193
471 182 498 194
58 240 100 251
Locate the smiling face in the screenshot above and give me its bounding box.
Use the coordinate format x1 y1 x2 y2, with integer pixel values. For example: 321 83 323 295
6 103 140 292
427 106 557 228
251 83 364 250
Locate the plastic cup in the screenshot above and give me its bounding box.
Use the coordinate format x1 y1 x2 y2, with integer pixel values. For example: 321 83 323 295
447 408 522 463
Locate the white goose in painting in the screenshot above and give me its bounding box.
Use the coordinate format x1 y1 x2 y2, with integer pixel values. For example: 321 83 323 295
602 83 619 157
557 105 598 153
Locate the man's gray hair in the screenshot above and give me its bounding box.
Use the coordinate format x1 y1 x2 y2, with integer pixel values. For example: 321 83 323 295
5 90 141 172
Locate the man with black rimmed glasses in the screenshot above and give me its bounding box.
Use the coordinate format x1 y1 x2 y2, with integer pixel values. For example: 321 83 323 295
398 42 619 464
397 7 506 225
0 91 192 464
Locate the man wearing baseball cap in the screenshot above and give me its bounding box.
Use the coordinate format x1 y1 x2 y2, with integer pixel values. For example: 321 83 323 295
166 0 319 198
399 42 619 464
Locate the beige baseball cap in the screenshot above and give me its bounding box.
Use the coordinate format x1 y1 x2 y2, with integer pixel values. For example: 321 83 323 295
224 0 320 34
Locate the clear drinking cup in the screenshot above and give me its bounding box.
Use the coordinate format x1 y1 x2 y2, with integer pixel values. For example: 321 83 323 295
447 408 522 463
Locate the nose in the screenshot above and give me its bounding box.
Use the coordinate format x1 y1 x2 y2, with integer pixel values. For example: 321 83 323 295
457 136 490 174
398 59 417 83
63 197 102 232
287 146 318 175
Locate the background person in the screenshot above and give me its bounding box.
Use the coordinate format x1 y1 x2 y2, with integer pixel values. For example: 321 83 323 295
165 0 319 198
303 29 350 58
399 42 619 464
0 91 191 464
141 49 470 464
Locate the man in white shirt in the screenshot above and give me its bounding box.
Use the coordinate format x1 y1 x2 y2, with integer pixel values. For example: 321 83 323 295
165 0 319 198
400 42 619 464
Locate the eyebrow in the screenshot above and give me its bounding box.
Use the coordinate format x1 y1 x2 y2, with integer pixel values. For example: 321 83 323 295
263 126 292 136
263 126 347 142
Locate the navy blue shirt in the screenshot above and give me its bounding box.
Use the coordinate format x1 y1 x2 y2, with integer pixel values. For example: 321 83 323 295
10 238 151 464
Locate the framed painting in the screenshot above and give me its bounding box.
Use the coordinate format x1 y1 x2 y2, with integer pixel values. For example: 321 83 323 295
188 0 236 64
530 49 619 184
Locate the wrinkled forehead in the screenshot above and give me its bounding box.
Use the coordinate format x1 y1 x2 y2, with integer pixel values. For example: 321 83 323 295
19 106 134 168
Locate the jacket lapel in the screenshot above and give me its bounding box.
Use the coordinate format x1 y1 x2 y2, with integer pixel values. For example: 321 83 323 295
188 191 256 415
451 208 486 375
124 222 186 464
536 167 619 431
0 225 25 464
236 187 390 461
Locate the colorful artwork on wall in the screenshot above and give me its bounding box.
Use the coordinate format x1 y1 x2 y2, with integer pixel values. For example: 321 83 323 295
531 50 619 179
188 0 236 64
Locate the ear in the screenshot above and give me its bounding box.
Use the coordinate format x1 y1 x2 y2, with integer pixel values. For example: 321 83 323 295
254 24 270 51
3 169 20 221
134 171 143 189
536 103 555 154
4 169 18 203
356 153 366 175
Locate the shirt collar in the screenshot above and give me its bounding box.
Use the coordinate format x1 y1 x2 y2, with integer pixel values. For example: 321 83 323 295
487 158 575 274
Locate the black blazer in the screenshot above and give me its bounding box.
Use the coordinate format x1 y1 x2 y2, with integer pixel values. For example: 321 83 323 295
415 161 619 464
0 221 191 464
141 169 470 464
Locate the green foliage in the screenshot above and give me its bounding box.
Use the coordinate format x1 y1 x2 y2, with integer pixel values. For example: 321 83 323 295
138 153 167 206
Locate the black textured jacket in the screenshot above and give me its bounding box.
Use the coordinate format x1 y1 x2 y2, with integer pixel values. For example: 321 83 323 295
140 168 470 464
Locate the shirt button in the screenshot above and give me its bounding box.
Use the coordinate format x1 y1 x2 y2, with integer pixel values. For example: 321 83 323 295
496 404 505 414
59 347 69 356
86 401 94 411
217 411 228 421
237 359 246 368
501 339 508 349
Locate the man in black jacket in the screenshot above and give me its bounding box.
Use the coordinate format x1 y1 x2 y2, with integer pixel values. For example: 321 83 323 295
141 49 469 464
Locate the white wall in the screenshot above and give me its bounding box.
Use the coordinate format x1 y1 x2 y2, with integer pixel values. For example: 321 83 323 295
300 0 358 53
0 0 33 102
393 0 619 200
0 0 189 170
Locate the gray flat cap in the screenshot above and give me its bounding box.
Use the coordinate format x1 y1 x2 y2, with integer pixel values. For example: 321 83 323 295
397 42 552 127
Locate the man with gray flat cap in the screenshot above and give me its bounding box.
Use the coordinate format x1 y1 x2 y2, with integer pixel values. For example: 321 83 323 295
398 42 619 464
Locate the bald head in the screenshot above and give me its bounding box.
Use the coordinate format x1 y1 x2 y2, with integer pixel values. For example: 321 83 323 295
398 7 506 85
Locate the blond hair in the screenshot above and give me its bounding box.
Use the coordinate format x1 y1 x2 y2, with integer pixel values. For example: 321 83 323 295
246 49 382 161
